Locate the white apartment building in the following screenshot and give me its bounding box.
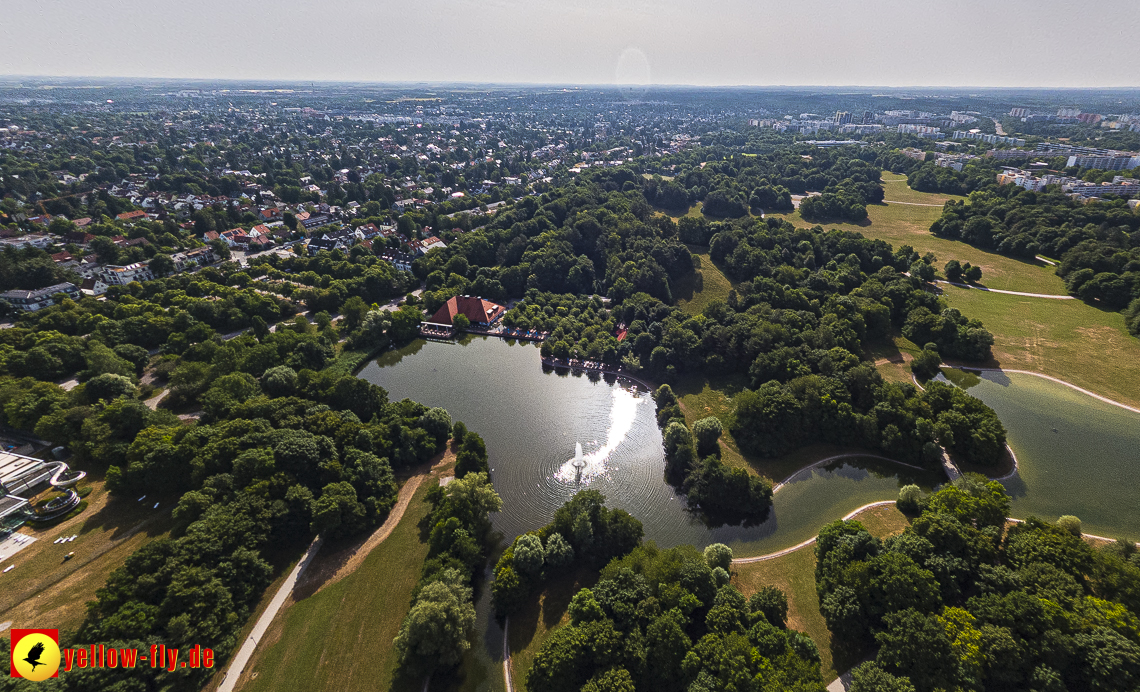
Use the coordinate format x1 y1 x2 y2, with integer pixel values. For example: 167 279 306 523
101 262 154 286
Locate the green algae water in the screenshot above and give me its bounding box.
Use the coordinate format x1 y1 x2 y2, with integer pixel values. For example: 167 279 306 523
940 369 1140 542
359 336 934 555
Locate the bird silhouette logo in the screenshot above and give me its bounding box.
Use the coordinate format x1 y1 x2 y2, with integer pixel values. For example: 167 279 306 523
23 642 45 671
10 629 60 680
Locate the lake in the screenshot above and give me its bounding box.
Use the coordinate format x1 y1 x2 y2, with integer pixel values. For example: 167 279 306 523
358 336 937 555
940 368 1140 542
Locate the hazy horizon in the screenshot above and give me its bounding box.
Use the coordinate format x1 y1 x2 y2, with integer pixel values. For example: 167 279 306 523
3 0 1138 89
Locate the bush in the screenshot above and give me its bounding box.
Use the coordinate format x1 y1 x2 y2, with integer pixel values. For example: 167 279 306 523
1058 515 1082 536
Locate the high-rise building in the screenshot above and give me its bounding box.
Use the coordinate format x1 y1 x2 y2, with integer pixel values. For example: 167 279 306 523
1057 108 1082 118
834 111 853 125
861 111 874 124
1009 108 1030 118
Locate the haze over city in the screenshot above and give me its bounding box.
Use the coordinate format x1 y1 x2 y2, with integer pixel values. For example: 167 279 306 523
3 0 1139 87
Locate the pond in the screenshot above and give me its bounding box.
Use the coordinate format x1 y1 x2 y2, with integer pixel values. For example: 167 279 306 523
940 368 1140 542
358 336 937 555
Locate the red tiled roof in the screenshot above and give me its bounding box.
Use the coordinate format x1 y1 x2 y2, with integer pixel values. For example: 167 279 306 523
116 210 147 220
428 295 505 326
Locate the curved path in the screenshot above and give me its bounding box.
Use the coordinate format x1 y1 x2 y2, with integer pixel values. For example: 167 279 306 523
944 366 1140 415
732 501 898 564
935 279 1072 299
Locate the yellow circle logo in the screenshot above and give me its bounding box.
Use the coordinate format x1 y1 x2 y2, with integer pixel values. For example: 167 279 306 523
12 632 61 681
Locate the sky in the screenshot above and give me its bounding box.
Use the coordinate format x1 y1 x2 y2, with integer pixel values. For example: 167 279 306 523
3 0 1139 87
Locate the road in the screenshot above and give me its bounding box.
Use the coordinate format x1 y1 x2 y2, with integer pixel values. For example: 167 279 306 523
992 118 1006 136
217 536 323 692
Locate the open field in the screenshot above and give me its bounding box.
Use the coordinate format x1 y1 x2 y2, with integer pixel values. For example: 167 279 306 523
732 503 909 681
0 475 176 639
674 246 736 316
879 171 965 205
237 479 436 692
940 285 1140 410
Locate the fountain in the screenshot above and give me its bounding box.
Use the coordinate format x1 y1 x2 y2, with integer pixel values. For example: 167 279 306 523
571 442 585 483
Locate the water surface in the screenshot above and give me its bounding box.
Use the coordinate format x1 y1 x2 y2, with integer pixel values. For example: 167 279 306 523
940 369 1140 542
359 337 932 553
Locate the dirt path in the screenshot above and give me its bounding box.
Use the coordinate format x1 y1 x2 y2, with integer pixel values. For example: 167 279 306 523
315 454 450 593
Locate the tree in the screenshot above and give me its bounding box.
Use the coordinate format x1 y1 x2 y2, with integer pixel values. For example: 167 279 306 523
390 304 423 343
897 485 922 514
513 534 545 577
749 586 789 628
452 313 470 332
545 532 575 569
581 667 636 692
964 263 982 283
944 259 963 283
260 365 298 397
149 254 175 277
1058 515 1082 536
310 481 366 537
849 662 917 692
692 416 723 457
84 373 136 403
704 543 733 572
393 579 476 674
455 431 488 478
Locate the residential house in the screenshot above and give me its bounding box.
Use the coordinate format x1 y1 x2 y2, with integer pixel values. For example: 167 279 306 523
301 214 335 231
0 234 53 250
50 251 73 263
0 283 80 312
80 278 109 296
101 262 154 286
63 231 96 245
413 236 447 256
116 210 148 222
378 251 413 272
307 237 346 255
170 247 216 272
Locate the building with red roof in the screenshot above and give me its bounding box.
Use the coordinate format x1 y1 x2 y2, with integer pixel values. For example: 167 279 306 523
427 295 506 328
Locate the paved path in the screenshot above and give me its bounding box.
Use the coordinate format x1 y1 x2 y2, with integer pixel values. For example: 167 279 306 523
943 366 1140 415
883 200 947 207
731 501 899 564
935 279 1072 299
217 535 324 692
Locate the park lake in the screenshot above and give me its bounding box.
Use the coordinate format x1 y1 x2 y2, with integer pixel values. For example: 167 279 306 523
361 336 1140 552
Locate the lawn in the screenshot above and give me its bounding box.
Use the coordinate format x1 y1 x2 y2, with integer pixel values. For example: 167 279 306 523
731 503 909 681
238 479 436 692
673 246 736 316
0 475 177 640
940 285 1140 410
